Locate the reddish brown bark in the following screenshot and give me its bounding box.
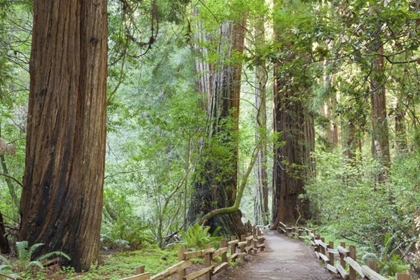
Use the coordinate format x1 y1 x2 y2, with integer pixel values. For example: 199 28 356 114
19 0 107 272
188 12 247 237
271 0 314 227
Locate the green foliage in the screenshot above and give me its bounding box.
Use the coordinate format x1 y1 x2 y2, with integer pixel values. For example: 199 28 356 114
180 223 222 250
361 233 410 276
14 241 70 272
0 255 18 280
102 188 154 251
306 148 420 274
305 150 394 246
0 241 70 279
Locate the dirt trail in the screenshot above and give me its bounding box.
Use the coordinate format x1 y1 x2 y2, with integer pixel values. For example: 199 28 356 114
221 230 339 280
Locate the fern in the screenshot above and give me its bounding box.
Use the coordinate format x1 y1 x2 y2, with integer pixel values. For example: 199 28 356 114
0 256 18 280
15 241 71 272
180 223 222 250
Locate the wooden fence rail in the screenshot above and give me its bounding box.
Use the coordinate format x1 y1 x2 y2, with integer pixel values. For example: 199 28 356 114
278 222 411 280
120 226 265 280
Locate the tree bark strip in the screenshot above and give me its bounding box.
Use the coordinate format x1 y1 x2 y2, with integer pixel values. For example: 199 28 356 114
19 0 107 271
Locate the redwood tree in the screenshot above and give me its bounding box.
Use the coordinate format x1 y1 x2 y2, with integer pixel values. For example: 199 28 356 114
188 7 247 237
19 0 107 271
271 0 315 226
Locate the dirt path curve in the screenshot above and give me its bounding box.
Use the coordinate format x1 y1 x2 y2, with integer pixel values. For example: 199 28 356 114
221 230 339 280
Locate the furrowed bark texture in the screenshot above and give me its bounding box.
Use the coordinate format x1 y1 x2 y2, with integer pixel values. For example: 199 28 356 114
19 0 107 272
272 0 315 226
189 11 246 237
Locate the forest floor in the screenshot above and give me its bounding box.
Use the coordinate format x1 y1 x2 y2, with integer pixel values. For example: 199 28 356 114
212 230 339 280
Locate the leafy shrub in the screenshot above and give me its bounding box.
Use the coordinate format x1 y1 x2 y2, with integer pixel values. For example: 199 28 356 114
102 189 154 250
361 232 410 276
179 223 222 250
305 149 420 275
305 151 394 246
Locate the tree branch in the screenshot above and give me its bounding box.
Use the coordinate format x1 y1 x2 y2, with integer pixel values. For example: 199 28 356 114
0 172 23 188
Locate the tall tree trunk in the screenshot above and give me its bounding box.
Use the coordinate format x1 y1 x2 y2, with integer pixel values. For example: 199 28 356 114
342 120 358 160
271 0 315 227
19 0 107 272
370 7 390 183
253 13 269 226
188 10 246 237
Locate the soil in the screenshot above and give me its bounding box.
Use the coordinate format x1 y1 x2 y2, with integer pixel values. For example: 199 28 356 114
213 230 340 280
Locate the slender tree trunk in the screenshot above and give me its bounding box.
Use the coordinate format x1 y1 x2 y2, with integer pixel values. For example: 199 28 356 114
253 13 269 226
19 0 107 272
0 155 19 209
370 7 390 183
394 99 407 153
320 72 338 149
342 121 357 160
0 126 19 209
0 211 11 254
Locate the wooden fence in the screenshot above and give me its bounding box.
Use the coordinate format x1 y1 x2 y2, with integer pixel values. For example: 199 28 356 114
278 222 412 280
120 226 265 280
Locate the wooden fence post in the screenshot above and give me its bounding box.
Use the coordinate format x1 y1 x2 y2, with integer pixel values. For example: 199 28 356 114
135 266 145 274
367 260 377 272
315 234 320 253
221 239 228 263
396 273 411 280
252 227 258 252
258 228 265 252
205 244 212 280
339 242 346 269
230 235 236 260
240 234 246 258
320 237 326 256
328 241 334 266
349 245 357 280
178 246 186 280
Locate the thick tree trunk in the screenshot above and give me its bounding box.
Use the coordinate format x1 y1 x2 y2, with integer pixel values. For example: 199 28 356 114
272 82 314 225
271 0 314 227
188 13 246 237
19 0 107 272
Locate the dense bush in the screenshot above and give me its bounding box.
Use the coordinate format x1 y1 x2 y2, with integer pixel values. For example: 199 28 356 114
305 149 420 275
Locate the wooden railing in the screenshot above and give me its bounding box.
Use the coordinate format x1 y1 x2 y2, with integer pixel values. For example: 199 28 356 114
120 226 265 280
278 222 412 280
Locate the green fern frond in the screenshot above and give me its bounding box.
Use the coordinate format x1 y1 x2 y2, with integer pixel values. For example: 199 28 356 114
36 251 71 262
0 255 10 264
27 243 45 258
15 241 30 262
26 260 43 269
